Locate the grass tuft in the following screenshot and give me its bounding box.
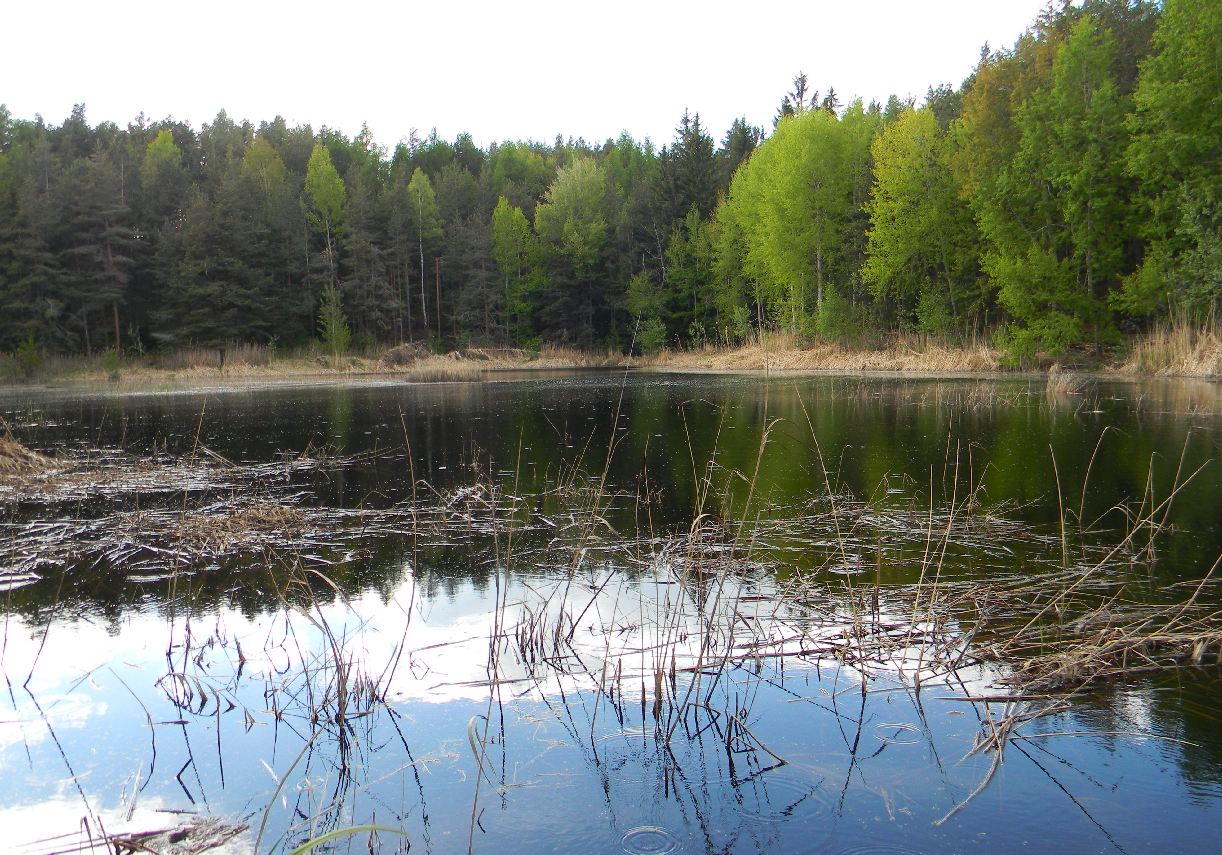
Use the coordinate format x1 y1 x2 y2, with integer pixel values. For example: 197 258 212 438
0 432 56 477
1119 318 1221 378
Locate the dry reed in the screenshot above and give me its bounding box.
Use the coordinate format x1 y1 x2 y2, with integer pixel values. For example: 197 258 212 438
1118 319 1221 378
647 335 1001 374
1044 363 1090 398
0 433 56 477
152 342 276 372
8 423 1218 839
29 816 248 855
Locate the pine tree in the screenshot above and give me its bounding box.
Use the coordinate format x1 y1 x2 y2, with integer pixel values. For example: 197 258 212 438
656 110 719 229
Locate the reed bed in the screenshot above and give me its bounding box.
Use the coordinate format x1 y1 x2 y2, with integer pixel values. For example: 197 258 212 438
151 342 277 372
1118 319 1221 378
648 335 1001 374
395 355 488 382
1044 362 1090 398
4 426 1218 847
64 342 631 388
0 490 492 589
0 442 350 508
954 562 1222 692
480 489 1201 709
7 437 1215 702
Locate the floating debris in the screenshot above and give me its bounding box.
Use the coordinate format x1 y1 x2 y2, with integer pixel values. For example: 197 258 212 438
99 817 246 854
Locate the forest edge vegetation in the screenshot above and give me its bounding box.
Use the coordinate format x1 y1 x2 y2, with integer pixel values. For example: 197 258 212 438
1 0 1219 382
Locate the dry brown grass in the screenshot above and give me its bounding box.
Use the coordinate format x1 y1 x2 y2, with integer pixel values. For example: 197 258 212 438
1118 319 1221 378
20 326 1222 393
151 342 275 371
0 434 56 477
380 342 432 366
531 344 627 367
962 564 1222 693
647 334 1002 374
57 354 396 387
167 500 309 553
382 343 625 373
39 342 633 390
399 357 487 382
1044 363 1090 399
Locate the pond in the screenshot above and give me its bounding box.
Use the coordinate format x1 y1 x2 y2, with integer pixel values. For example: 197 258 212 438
1 371 1219 853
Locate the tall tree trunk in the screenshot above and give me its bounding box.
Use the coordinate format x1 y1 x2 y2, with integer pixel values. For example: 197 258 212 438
504 275 512 341
325 221 335 287
404 262 413 344
815 240 824 308
939 247 958 317
435 256 442 340
418 192 429 332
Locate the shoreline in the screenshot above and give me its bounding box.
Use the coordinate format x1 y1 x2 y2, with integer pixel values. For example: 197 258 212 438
1 360 1217 403
2 330 1218 395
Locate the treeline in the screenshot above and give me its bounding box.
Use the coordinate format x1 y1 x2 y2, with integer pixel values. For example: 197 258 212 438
0 0 1217 363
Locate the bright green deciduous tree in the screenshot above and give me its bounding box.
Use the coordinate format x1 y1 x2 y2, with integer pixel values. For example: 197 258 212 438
139 130 186 226
534 157 610 343
243 137 289 195
720 104 873 333
487 141 553 217
305 143 346 232
406 167 442 335
305 143 346 290
491 196 532 339
535 158 608 276
863 107 979 332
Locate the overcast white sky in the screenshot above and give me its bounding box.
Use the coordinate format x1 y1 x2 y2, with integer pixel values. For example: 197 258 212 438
5 0 1048 150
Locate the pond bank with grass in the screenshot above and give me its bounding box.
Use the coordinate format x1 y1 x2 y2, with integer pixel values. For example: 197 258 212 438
4 321 1218 394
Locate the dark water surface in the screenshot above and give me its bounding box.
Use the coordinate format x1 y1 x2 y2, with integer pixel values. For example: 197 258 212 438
1 372 1219 853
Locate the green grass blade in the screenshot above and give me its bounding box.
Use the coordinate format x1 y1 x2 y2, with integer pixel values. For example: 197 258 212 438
287 824 404 854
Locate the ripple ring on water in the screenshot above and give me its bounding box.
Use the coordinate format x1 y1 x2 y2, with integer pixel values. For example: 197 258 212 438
874 722 923 745
621 825 678 855
830 844 927 855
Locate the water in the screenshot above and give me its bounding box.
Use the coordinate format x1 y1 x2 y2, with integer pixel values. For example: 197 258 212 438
0 372 1219 853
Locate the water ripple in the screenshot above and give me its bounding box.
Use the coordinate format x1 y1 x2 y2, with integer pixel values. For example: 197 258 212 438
874 722 923 745
621 825 678 854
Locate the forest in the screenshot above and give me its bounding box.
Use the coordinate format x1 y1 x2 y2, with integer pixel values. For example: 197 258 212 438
0 0 1217 366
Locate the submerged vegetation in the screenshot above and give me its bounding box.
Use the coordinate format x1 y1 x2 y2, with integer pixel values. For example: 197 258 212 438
1 1 1219 375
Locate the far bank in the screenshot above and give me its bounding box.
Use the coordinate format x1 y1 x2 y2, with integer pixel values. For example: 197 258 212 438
2 324 1218 394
